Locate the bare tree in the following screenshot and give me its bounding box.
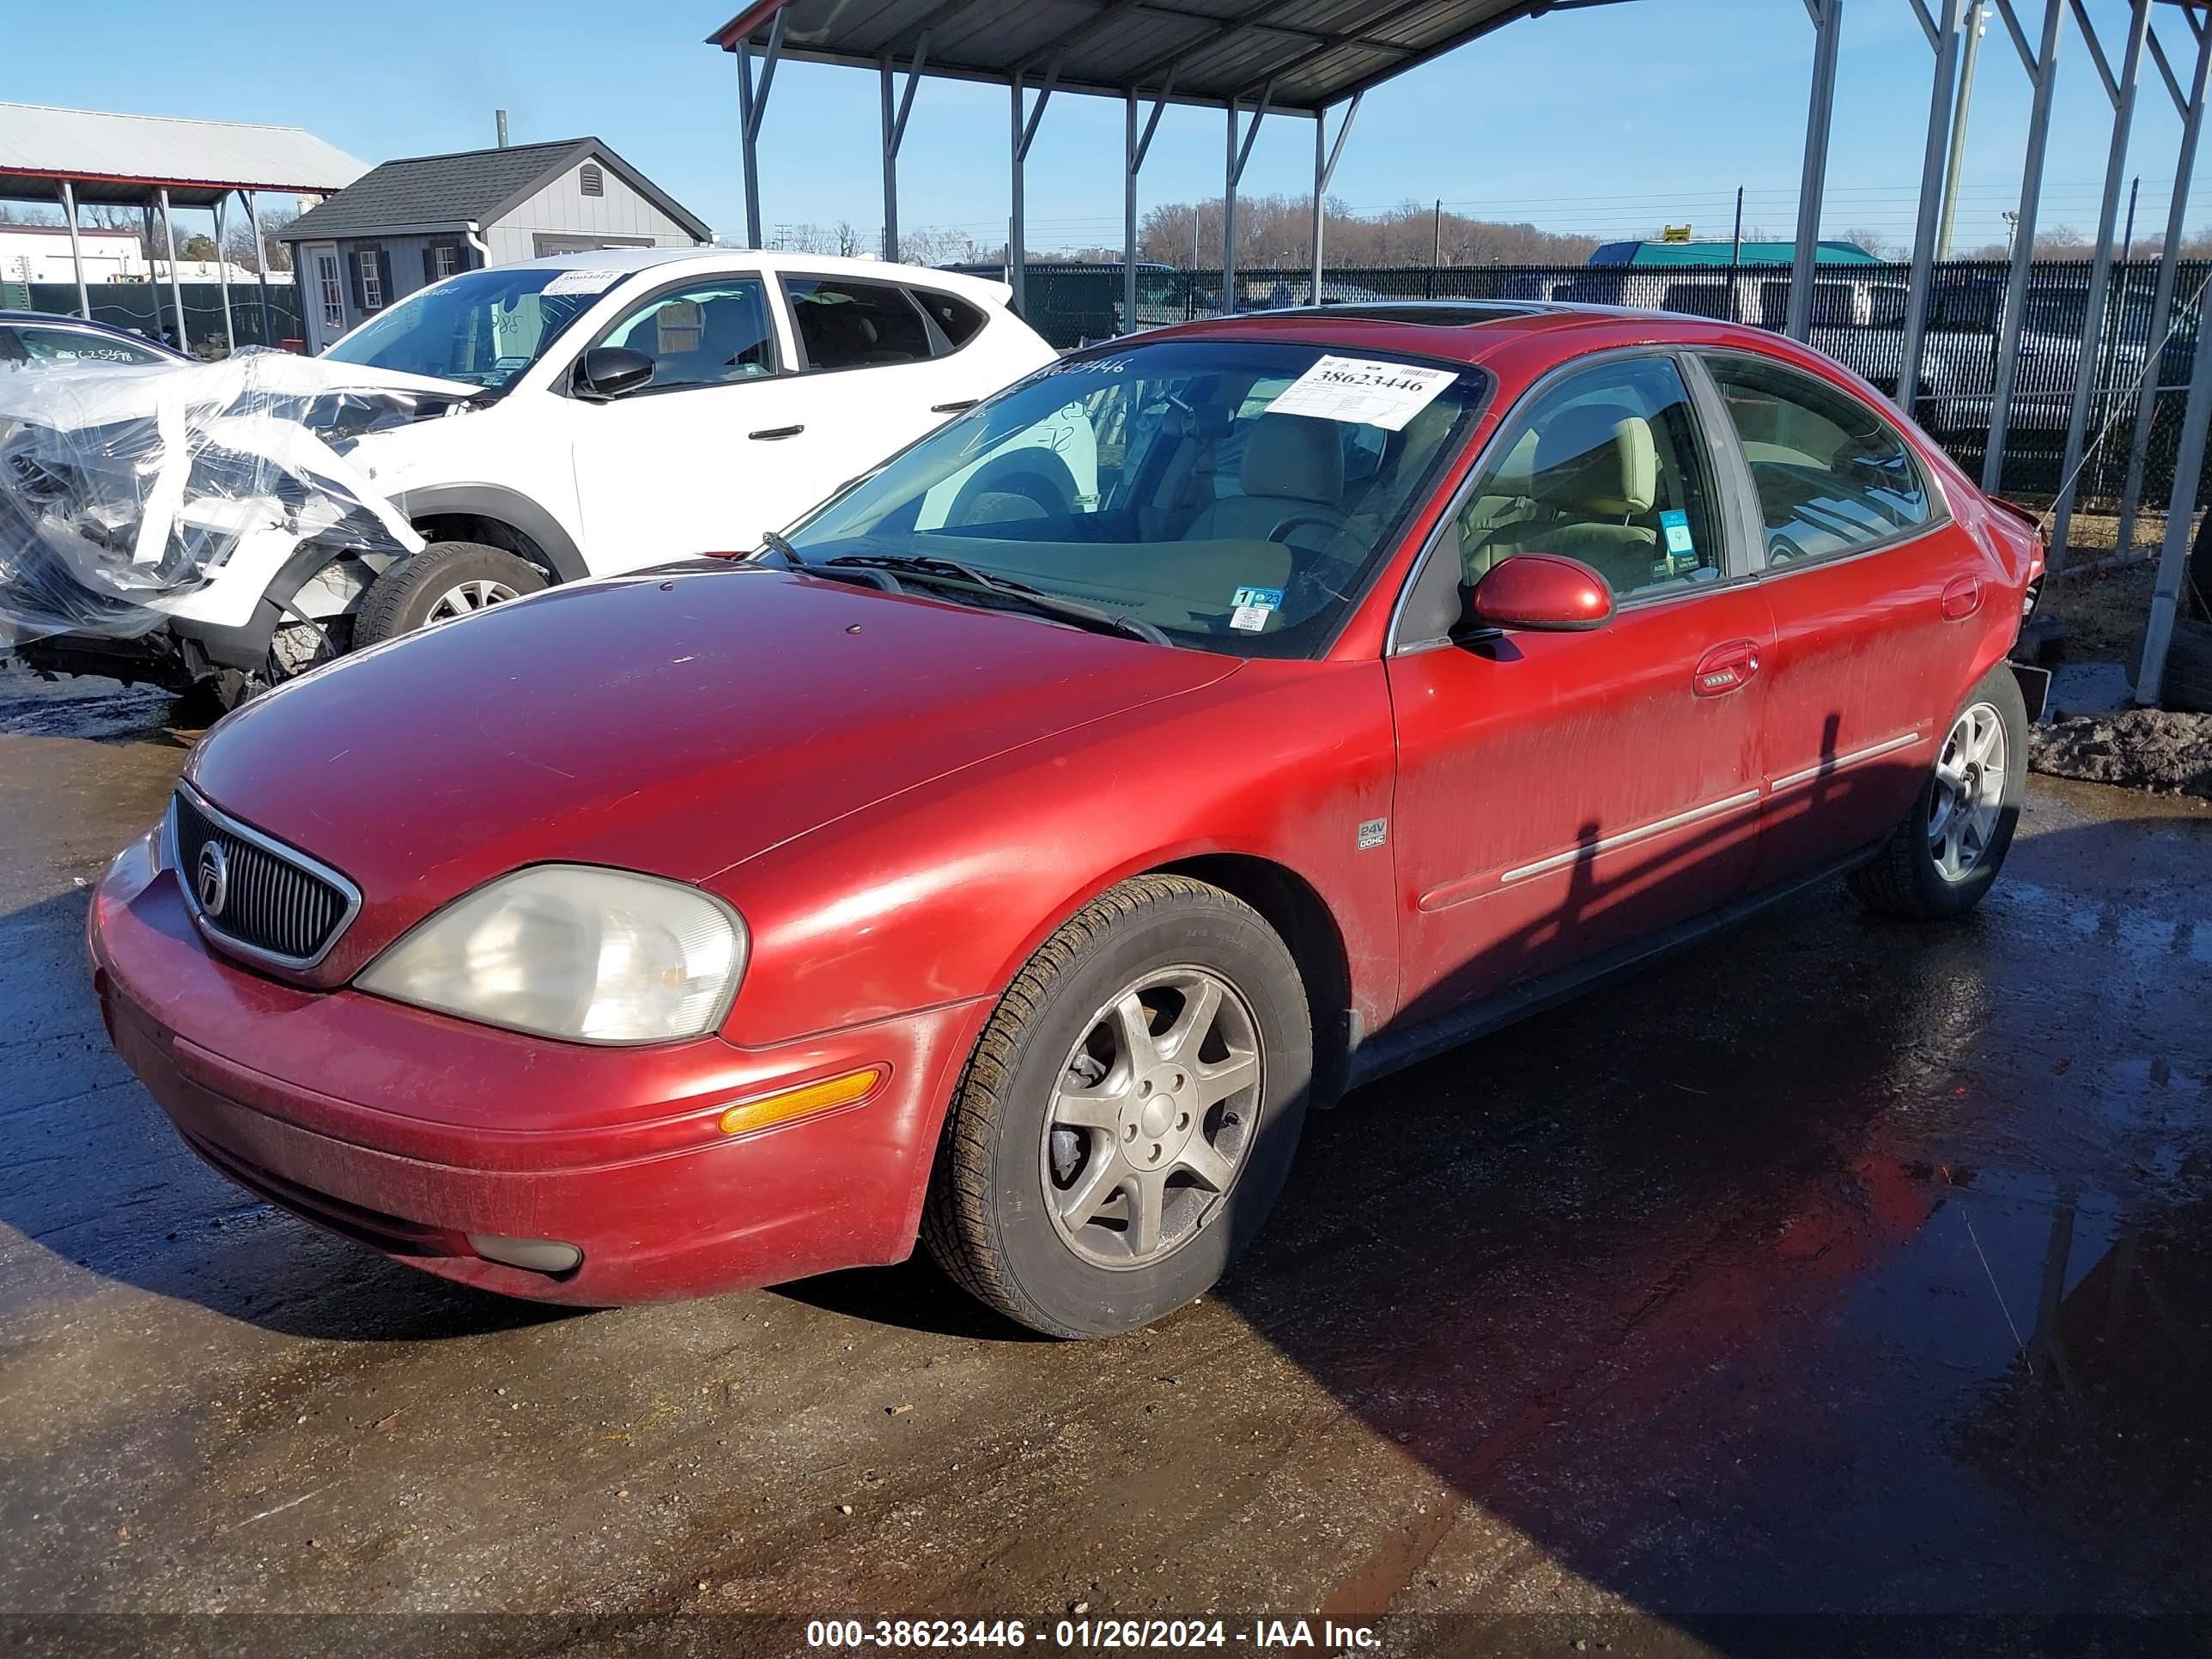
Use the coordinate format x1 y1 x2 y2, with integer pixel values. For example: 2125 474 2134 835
1136 194 1598 270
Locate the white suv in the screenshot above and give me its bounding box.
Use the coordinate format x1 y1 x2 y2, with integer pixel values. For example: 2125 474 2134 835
8 250 1070 704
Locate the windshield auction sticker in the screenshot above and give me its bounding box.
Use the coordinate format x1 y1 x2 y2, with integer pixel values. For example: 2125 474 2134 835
1265 356 1458 430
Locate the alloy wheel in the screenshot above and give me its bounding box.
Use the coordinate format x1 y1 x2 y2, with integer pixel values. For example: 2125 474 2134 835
1041 965 1263 1270
1929 701 2007 882
424 579 521 625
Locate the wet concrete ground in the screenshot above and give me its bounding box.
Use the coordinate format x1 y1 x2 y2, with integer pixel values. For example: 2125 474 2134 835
3 663 2209 1657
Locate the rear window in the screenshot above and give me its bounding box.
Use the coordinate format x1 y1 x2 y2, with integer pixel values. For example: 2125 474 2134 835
914 288 987 349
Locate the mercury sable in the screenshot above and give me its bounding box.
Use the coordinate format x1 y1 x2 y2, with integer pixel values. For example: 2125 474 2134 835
88 303 2042 1338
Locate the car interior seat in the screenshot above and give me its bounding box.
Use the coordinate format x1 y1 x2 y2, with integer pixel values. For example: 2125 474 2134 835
1461 401 1660 594
1182 415 1348 542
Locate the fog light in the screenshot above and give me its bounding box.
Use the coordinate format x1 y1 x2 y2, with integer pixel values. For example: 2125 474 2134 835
719 1066 884 1137
467 1234 584 1275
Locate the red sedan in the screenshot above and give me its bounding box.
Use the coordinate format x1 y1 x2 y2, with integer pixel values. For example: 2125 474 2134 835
88 304 2043 1338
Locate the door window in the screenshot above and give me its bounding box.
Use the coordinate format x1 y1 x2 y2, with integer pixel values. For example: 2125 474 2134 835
1703 355 1932 565
317 255 343 331
1455 355 1724 601
599 277 779 392
784 277 934 369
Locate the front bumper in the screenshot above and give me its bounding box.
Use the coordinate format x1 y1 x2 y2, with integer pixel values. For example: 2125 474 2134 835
88 832 989 1305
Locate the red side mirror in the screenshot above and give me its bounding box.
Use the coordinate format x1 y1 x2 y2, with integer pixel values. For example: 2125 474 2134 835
1468 554 1614 633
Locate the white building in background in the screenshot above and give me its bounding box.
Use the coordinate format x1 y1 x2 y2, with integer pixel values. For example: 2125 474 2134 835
149 259 294 285
0 222 143 283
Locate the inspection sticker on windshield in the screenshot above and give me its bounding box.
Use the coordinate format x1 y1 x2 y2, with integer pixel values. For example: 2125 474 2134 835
1265 356 1457 431
1229 585 1282 632
541 270 622 296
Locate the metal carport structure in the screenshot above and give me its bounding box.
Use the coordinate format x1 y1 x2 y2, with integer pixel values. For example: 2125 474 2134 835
0 102 367 354
706 0 2212 704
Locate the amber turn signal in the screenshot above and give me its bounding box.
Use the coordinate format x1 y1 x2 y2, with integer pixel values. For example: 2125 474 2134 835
718 1066 884 1136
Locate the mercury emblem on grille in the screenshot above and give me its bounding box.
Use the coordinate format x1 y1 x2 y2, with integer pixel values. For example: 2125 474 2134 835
196 840 230 918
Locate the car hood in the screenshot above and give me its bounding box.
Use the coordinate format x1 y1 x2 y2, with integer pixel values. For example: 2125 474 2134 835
185 565 1240 980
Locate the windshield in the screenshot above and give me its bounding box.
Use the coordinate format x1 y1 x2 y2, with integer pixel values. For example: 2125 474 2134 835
323 267 619 392
786 338 1487 658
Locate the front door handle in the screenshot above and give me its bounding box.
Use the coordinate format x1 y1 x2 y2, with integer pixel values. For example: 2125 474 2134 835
930 399 978 414
1692 638 1761 697
749 424 805 441
1940 574 1981 619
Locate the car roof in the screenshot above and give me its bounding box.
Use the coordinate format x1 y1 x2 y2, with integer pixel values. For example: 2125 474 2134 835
494 246 1013 303
1133 300 1834 372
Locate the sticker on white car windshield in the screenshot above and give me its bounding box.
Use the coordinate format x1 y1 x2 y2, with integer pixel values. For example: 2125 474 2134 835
541 270 622 297
1265 356 1458 431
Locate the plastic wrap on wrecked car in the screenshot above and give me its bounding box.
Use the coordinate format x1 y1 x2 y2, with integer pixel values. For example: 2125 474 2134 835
0 350 473 649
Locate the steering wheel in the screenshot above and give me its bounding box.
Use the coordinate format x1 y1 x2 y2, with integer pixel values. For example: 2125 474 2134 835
1266 512 1350 546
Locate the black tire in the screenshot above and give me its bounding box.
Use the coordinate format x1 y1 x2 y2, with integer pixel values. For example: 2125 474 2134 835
1848 663 2028 920
921 875 1313 1340
356 542 547 647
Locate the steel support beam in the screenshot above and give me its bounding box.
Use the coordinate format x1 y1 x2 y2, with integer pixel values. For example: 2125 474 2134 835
1939 3 1989 257
881 34 928 262
2117 17 2212 560
1983 0 2065 495
2049 0 2149 574
158 187 186 354
57 178 88 319
1901 0 1966 410
735 11 787 250
1009 64 1056 313
1788 0 1844 341
2139 257 2212 704
245 191 274 347
212 197 235 355
1223 82 1272 315
1310 93 1360 304
1124 76 1171 335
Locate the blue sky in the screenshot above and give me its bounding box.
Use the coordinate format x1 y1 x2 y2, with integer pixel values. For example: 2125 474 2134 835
5 0 2203 256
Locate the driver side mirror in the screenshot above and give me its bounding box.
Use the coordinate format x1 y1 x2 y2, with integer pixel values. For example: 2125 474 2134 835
574 345 654 402
1464 554 1614 633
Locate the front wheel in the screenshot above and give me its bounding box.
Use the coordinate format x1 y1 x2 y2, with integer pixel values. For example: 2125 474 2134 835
1848 663 2028 919
921 875 1312 1339
356 542 547 647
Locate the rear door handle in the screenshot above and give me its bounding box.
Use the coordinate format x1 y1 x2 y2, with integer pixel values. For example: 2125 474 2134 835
749 424 805 441
1692 638 1761 697
1940 574 1981 619
930 399 978 414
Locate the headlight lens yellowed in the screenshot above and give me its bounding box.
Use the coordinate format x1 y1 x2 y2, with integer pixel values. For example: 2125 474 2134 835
358 866 745 1044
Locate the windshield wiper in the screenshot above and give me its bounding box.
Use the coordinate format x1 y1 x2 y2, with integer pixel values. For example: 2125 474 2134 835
821 553 1172 647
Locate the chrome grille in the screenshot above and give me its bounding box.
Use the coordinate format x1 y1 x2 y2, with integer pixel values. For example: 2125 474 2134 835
170 787 360 969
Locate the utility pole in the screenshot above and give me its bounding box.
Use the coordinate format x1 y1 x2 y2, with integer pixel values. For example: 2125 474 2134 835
1431 198 1443 266
2002 209 2020 257
1937 2 1988 258
1730 185 1744 268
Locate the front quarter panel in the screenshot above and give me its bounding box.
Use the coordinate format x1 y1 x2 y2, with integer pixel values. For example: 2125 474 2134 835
710 657 1401 1053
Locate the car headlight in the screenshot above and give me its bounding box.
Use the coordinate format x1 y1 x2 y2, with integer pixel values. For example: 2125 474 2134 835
357 865 745 1044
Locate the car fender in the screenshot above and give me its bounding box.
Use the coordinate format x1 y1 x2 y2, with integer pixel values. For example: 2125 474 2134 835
384 481 591 583
712 659 1401 1058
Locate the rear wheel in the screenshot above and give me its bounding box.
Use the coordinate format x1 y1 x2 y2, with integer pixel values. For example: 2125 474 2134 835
922 875 1312 1339
1848 663 2027 919
356 541 547 646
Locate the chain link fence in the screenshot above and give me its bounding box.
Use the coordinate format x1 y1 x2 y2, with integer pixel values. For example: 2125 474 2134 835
1002 258 2207 514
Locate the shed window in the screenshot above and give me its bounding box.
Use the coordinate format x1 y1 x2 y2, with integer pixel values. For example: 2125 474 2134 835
358 249 384 312
432 244 459 280
580 162 605 198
